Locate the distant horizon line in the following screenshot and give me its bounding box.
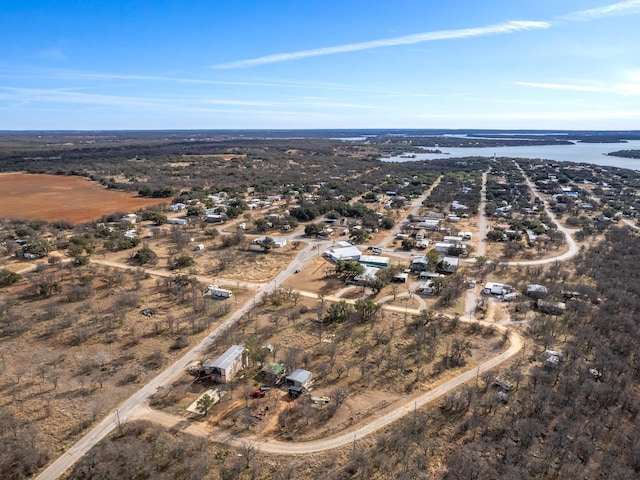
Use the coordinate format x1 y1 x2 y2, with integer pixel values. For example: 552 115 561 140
1 128 639 134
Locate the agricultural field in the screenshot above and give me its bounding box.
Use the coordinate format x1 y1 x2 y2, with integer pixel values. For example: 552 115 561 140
0 173 166 223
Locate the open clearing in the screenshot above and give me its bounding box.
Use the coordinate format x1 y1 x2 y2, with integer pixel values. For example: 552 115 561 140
0 173 165 223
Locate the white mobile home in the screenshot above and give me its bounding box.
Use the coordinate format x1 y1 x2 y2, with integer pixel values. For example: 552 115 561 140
420 219 441 230
441 256 459 273
434 242 454 253
202 345 246 383
443 236 463 243
359 255 390 268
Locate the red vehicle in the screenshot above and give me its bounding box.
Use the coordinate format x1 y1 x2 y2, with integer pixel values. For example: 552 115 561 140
250 389 266 398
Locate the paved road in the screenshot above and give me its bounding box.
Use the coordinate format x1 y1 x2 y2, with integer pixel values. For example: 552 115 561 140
33 168 546 478
34 243 322 480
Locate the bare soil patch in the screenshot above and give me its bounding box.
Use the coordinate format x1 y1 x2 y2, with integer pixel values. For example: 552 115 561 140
0 173 165 223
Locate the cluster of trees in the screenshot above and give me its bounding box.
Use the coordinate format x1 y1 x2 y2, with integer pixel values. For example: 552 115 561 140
423 171 483 214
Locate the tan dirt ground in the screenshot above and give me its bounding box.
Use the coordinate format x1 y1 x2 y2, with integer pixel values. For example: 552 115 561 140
152 295 508 444
0 264 240 459
0 173 166 223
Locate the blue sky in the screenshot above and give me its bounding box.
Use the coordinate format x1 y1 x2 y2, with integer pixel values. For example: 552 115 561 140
1 0 640 130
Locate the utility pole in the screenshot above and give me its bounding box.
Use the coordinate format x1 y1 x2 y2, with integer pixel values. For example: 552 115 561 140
114 408 123 436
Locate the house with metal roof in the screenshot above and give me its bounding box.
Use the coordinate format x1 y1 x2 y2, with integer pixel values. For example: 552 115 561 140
285 369 313 389
359 255 390 268
203 345 246 383
324 245 362 262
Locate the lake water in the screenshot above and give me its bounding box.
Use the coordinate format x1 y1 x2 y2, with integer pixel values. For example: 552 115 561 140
384 140 640 171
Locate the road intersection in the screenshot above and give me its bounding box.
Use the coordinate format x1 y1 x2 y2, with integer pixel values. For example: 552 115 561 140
36 163 576 479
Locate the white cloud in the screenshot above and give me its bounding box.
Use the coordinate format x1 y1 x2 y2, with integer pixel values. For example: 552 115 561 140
515 81 640 96
0 86 280 109
213 20 551 69
212 1 640 70
515 82 605 93
558 0 640 22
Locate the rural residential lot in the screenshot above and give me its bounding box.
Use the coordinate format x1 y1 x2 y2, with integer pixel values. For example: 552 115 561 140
1 130 640 479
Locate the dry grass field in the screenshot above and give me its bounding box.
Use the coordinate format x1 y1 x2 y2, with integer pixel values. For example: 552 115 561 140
0 261 246 462
149 290 508 444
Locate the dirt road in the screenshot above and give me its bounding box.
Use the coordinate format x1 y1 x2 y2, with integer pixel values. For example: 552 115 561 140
379 175 442 248
476 170 489 257
462 162 579 267
34 244 319 480
132 318 522 454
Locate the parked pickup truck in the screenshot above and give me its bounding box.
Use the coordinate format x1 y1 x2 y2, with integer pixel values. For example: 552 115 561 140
250 389 266 398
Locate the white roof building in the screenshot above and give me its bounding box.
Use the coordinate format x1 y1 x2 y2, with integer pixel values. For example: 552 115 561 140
285 369 313 388
324 245 361 262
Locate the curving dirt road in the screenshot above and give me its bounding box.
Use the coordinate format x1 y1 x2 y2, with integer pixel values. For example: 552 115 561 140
35 170 541 479
132 312 522 455
462 161 579 267
508 162 579 265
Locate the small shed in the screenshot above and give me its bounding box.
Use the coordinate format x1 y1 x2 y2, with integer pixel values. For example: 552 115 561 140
285 369 313 389
259 363 286 384
393 272 409 283
411 254 429 272
526 284 548 298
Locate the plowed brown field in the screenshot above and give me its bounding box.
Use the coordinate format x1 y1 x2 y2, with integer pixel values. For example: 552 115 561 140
0 173 166 223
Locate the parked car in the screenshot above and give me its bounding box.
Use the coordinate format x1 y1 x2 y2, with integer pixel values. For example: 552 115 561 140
250 389 266 398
